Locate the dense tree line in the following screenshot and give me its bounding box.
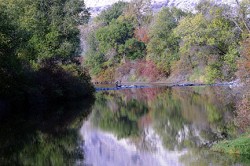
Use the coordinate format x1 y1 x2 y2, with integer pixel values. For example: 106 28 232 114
0 0 94 103
83 0 249 84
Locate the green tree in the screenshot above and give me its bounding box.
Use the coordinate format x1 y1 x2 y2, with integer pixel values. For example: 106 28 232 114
8 0 90 61
96 20 134 54
0 0 93 101
97 1 128 25
118 38 146 60
174 3 239 82
147 7 186 75
84 51 105 76
95 19 146 62
0 3 23 97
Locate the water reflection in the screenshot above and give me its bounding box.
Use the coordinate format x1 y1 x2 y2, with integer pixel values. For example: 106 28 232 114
82 121 185 166
0 99 93 165
82 86 249 166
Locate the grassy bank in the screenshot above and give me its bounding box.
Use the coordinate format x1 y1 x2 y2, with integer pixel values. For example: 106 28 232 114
212 133 250 155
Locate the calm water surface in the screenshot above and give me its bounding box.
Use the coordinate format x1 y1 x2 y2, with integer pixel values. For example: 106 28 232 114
81 86 249 166
0 86 249 165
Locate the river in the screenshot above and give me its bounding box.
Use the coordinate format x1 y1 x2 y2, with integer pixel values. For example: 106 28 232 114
0 86 249 165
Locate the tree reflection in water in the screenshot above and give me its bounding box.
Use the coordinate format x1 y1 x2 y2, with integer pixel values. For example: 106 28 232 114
88 86 249 165
0 99 94 165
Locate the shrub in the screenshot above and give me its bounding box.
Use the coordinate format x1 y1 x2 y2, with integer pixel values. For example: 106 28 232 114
205 63 223 83
223 46 239 80
235 95 250 131
116 61 134 76
137 60 162 81
188 68 206 83
237 37 250 84
96 66 116 82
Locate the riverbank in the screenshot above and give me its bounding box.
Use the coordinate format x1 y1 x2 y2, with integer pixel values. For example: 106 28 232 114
212 133 250 155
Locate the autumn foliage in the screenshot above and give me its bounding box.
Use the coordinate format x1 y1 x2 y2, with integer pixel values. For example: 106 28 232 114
115 60 161 82
237 37 250 83
134 27 150 43
235 37 250 131
84 0 250 85
137 60 162 81
235 96 250 131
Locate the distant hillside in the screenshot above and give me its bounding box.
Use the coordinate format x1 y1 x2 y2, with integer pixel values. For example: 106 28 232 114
85 0 239 16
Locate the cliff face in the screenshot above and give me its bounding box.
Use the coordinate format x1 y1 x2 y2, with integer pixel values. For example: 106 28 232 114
85 0 238 16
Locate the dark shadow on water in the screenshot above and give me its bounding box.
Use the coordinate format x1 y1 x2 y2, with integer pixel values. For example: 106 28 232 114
0 98 94 165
